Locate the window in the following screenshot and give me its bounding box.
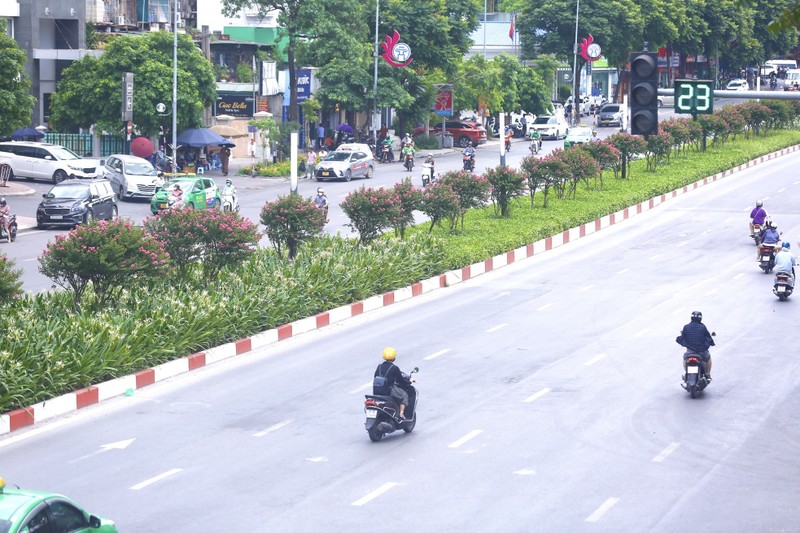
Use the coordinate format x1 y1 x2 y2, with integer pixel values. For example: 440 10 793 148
48 500 88 532
20 508 52 533
34 148 51 160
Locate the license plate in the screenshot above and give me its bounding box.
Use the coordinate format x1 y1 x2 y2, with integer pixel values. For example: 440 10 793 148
50 215 63 220
365 409 377 418
778 286 786 292
321 171 331 176
158 203 167 209
687 367 699 374
762 255 771 261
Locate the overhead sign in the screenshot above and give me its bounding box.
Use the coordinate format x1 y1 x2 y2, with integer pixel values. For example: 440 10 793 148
381 30 413 68
433 84 453 117
579 35 602 62
296 69 311 103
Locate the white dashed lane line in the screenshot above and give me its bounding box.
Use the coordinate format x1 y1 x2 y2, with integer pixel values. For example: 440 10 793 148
448 430 483 449
585 497 620 523
733 273 745 280
130 468 183 490
489 291 511 300
424 349 450 361
349 382 372 394
778 187 786 193
253 419 294 438
616 268 630 275
583 353 607 367
579 284 594 291
485 323 507 333
524 388 552 403
351 482 400 506
652 442 681 463
537 303 554 311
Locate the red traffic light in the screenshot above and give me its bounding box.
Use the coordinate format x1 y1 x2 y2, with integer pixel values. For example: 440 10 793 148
631 54 657 78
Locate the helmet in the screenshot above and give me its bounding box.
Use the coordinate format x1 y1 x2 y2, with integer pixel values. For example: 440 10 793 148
174 184 181 190
317 188 325 195
756 200 764 207
0 197 5 206
382 347 397 361
691 311 703 322
468 141 473 146
782 241 791 249
225 178 232 185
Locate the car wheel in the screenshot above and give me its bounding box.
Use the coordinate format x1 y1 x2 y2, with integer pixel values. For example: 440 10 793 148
53 169 68 184
187 203 196 210
345 169 352 182
36 223 47 230
83 210 94 224
458 136 470 148
117 184 126 200
365 165 373 179
110 205 119 221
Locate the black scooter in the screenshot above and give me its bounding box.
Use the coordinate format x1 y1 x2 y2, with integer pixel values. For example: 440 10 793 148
773 271 794 301
0 214 17 242
364 367 419 442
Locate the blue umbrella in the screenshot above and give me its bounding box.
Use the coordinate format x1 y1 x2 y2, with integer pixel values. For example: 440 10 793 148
336 123 354 134
11 127 44 141
176 128 227 147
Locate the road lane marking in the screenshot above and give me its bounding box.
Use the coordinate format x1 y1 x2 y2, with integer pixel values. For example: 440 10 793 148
579 284 594 291
652 442 681 463
352 482 399 506
585 497 620 523
537 303 554 311
583 353 608 366
514 468 536 476
778 187 786 193
676 241 688 247
23 258 38 262
254 419 294 437
704 288 718 296
448 429 483 449
616 268 630 275
130 468 183 490
524 388 552 403
649 254 661 260
733 273 744 280
490 291 511 300
349 382 372 394
424 349 450 361
634 328 650 338
69 438 136 463
486 323 507 333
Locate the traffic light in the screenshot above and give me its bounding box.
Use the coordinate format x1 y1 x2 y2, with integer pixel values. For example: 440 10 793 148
629 51 659 136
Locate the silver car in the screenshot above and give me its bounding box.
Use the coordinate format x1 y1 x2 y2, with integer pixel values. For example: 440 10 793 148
315 150 375 182
102 154 164 200
597 104 623 128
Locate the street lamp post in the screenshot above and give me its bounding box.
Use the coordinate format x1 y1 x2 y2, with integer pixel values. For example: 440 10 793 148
171 0 178 173
570 0 581 127
372 0 380 145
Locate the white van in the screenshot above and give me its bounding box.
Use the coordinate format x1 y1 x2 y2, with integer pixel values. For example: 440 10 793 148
765 59 798 71
785 69 800 83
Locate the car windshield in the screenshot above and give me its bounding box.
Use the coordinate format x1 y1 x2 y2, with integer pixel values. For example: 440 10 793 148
126 161 157 175
570 128 593 139
534 116 556 125
324 152 352 162
48 146 82 160
601 105 620 113
163 180 194 192
45 184 89 200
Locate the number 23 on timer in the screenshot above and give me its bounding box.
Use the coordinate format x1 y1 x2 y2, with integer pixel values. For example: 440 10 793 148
674 80 714 115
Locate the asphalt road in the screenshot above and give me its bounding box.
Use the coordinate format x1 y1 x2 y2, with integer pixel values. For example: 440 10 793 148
2 141 799 531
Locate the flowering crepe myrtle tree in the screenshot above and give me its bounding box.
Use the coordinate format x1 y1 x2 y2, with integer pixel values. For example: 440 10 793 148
607 132 646 180
39 220 170 310
392 179 421 240
580 140 620 190
340 186 399 245
438 170 491 231
482 165 526 218
0 254 23 304
418 182 461 233
659 118 692 157
259 194 326 259
644 131 673 171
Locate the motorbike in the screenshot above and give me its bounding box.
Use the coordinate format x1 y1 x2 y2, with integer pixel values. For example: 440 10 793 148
404 153 415 172
759 244 776 273
421 162 436 187
505 136 512 152
773 271 794 301
681 332 715 399
770 78 778 90
364 367 419 442
0 214 17 243
380 144 392 163
221 191 239 213
463 153 475 171
167 194 183 210
529 139 541 155
751 223 764 245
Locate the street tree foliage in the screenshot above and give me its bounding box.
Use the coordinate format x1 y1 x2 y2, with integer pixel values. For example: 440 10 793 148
0 20 36 135
50 32 215 135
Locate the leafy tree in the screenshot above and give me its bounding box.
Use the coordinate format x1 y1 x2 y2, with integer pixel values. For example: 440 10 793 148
391 179 421 239
259 194 326 259
644 131 673 171
483 165 526 218
438 170 491 230
340 186 398 244
0 20 36 135
581 140 620 189
249 116 279 162
50 31 215 135
607 132 646 179
0 254 23 303
419 182 461 233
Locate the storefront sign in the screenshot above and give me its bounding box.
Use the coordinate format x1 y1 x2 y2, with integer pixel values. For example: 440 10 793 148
216 94 254 117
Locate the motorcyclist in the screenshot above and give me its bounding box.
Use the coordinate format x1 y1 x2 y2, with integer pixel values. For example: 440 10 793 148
381 135 394 162
222 178 238 211
0 197 11 239
373 347 410 420
401 132 413 149
313 187 328 211
676 311 715 381
756 221 781 260
749 200 768 237
504 125 514 151
423 154 435 178
168 184 183 209
528 129 542 153
401 143 416 168
773 242 796 277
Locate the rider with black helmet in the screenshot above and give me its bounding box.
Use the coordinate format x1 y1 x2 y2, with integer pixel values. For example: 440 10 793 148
0 197 11 240
676 311 715 380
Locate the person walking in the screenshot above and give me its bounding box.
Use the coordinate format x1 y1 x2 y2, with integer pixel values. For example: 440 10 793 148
220 146 231 176
317 124 325 149
305 148 317 179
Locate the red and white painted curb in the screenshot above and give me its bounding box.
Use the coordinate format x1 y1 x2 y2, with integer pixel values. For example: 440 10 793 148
2 146 796 436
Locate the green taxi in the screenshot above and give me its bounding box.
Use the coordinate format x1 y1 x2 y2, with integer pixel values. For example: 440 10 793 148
149 175 221 214
0 477 118 532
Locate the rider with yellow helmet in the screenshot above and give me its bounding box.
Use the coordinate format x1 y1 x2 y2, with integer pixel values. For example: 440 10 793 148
373 347 409 419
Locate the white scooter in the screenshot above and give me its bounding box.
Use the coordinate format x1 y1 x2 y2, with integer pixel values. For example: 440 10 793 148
421 162 436 187
222 190 239 212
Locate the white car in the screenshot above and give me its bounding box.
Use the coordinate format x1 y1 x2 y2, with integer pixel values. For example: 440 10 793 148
0 141 102 184
102 154 164 200
316 149 375 182
726 79 749 91
530 114 569 140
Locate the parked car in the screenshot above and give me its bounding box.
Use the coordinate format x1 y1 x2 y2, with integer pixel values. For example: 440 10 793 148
0 141 102 183
564 126 595 148
597 103 624 128
0 477 118 532
102 154 164 200
657 95 675 108
416 120 487 147
150 176 221 214
726 79 749 91
37 178 118 229
529 114 569 140
315 149 375 182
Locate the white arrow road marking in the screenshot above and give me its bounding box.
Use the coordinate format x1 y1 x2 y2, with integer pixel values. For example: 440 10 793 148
305 457 328 462
130 468 183 490
69 438 136 464
524 388 552 403
424 349 450 361
652 442 681 463
537 303 554 311
485 323 507 333
585 497 620 522
349 382 372 394
490 291 511 300
352 482 399 506
448 429 483 449
583 353 607 366
254 419 294 437
514 468 536 476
